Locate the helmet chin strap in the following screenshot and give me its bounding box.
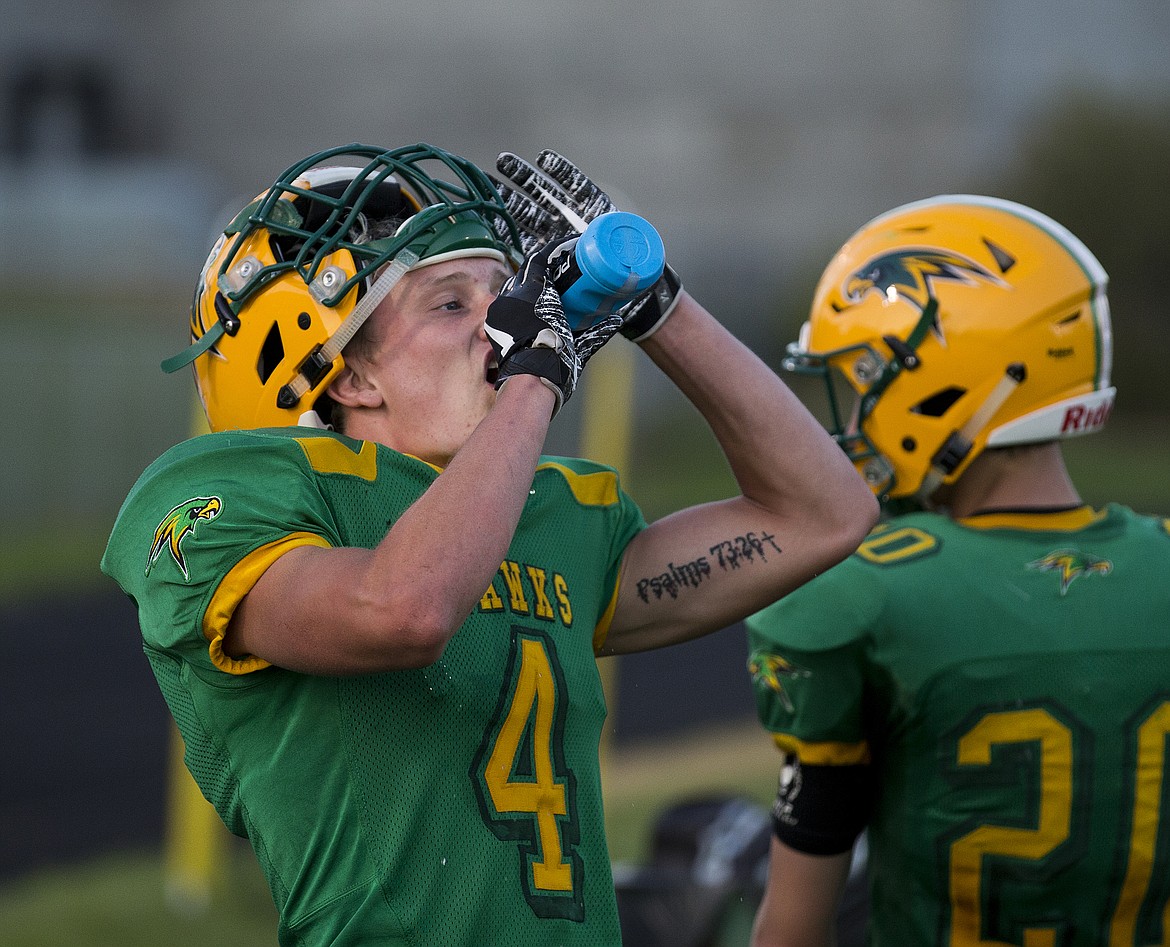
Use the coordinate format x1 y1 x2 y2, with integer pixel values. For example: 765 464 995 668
297 409 332 429
277 248 420 410
916 362 1027 503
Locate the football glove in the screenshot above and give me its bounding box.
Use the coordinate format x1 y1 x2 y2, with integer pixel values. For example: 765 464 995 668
494 150 683 343
485 237 623 416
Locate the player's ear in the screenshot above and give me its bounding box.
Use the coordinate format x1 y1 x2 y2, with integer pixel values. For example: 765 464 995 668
327 363 383 409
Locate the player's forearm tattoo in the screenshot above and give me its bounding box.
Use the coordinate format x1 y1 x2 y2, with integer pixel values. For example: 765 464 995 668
634 531 782 603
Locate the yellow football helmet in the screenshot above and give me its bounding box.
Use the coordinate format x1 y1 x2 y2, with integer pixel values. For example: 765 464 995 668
785 195 1114 503
164 143 525 431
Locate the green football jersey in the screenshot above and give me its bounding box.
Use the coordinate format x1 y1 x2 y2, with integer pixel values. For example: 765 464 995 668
747 505 1170 947
101 427 646 947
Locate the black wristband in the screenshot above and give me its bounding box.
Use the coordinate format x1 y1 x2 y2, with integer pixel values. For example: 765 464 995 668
496 345 572 418
620 264 683 342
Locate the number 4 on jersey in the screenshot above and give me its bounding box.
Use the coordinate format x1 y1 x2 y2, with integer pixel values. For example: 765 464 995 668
472 627 584 921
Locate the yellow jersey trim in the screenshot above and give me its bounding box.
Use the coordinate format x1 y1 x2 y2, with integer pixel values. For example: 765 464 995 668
203 531 333 674
295 436 379 481
401 452 443 474
772 733 872 766
592 562 624 653
537 462 620 507
957 506 1104 532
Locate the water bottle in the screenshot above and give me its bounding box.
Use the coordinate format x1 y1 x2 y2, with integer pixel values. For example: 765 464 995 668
550 211 666 331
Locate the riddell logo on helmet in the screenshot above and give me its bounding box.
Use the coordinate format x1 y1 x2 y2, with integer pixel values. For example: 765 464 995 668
1061 400 1111 434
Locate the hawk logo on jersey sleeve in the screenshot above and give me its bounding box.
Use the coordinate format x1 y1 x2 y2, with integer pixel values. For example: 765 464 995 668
146 496 223 579
1027 548 1112 595
748 651 811 713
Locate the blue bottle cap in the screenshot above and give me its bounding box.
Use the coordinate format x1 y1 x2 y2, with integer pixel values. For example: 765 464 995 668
576 212 666 295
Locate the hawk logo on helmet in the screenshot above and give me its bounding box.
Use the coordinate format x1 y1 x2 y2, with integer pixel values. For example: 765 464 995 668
844 249 1006 343
749 651 811 713
146 496 223 580
1027 548 1112 596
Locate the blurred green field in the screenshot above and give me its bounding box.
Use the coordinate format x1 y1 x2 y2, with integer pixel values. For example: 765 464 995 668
0 848 278 947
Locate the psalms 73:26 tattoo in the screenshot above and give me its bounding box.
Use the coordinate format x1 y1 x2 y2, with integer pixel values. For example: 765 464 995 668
635 531 782 603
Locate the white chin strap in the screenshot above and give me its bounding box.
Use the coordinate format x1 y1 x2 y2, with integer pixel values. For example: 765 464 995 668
297 410 332 429
913 384 1115 505
916 363 1028 502
280 248 421 408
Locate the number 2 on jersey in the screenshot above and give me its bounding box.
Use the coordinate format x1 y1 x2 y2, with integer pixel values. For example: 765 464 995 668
947 700 1170 946
472 628 584 921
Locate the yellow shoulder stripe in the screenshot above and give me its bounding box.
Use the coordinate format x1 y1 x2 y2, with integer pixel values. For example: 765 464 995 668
203 531 333 674
772 733 871 766
538 462 619 506
295 436 378 481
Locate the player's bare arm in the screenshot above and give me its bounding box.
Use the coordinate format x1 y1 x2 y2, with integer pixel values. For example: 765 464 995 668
601 293 879 654
227 375 557 675
751 838 852 947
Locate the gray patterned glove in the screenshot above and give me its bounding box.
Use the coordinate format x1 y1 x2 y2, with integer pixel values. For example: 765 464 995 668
494 150 683 342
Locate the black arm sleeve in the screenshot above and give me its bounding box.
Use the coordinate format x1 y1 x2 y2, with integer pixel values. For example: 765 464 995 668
769 753 875 856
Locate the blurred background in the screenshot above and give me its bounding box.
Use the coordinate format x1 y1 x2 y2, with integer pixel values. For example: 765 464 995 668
2 0 1168 943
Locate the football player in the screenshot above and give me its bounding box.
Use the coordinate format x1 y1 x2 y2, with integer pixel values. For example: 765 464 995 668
747 195 1170 946
101 143 876 946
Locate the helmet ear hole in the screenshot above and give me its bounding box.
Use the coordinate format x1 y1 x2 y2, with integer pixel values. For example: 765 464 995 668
257 323 285 385
911 387 965 417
